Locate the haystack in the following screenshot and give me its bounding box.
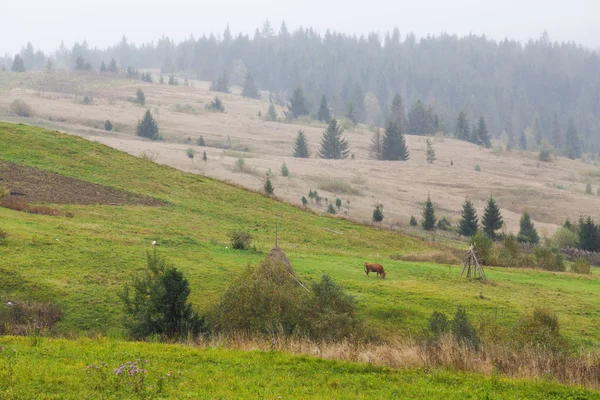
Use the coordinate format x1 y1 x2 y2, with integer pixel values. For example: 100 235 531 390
267 245 296 277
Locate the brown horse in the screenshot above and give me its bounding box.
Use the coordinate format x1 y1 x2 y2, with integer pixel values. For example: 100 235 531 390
364 263 386 279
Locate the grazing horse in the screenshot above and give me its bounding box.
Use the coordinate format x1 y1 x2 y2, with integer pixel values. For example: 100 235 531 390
364 263 386 279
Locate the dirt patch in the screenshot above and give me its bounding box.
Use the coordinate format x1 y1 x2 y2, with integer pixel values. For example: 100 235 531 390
0 161 166 206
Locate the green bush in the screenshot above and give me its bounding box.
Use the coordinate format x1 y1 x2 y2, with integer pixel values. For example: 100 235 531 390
10 99 34 117
514 308 565 353
228 231 252 250
451 306 479 349
197 136 205 146
498 234 520 267
264 176 274 195
534 246 565 272
118 250 206 339
206 97 225 112
436 217 451 231
551 227 578 249
470 232 493 265
474 164 481 172
538 147 552 162
136 88 146 105
104 120 113 131
409 216 418 226
571 257 591 274
280 162 289 177
327 204 336 214
426 311 450 339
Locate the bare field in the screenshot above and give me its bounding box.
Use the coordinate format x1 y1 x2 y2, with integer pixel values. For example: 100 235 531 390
2 70 600 236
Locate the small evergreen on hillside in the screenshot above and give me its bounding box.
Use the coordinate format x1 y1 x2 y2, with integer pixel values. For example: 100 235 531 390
288 85 309 118
564 117 582 159
421 196 436 231
293 130 309 158
517 211 539 244
382 121 409 161
368 128 383 160
210 72 231 93
426 138 436 163
264 175 274 195
242 74 260 99
206 97 225 112
267 104 278 121
519 131 527 150
389 94 406 128
280 162 289 177
108 58 118 73
407 100 427 134
455 110 470 140
372 204 384 222
202 151 207 162
458 199 478 237
11 55 26 72
136 88 146 105
474 116 491 148
99 60 106 72
318 119 350 159
482 196 503 239
104 120 113 131
409 216 418 226
136 110 159 140
317 94 331 122
346 102 357 125
578 216 600 252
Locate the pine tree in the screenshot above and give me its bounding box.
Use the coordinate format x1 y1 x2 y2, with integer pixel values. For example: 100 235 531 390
382 121 410 161
301 196 308 207
369 128 383 160
108 58 118 73
426 138 436 163
458 199 478 237
186 148 195 162
317 94 331 122
389 94 406 128
136 110 159 140
280 162 289 177
519 130 527 150
210 72 231 93
75 55 85 70
346 102 357 125
267 104 278 121
136 88 145 105
532 116 543 147
372 204 384 222
264 176 274 195
242 74 260 99
288 85 309 118
475 116 492 148
99 60 106 72
335 198 342 210
482 196 504 239
202 151 207 162
578 216 600 252
455 110 470 141
421 196 436 231
293 130 309 158
407 100 427 135
551 112 563 152
318 119 350 159
517 211 539 244
564 117 582 159
11 55 25 72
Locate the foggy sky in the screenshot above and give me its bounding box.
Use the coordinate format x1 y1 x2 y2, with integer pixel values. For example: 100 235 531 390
2 0 598 55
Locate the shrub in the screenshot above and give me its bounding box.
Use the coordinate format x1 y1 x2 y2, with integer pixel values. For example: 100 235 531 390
136 88 146 105
206 97 225 112
538 147 552 161
498 233 521 266
514 308 565 353
197 136 205 146
426 311 450 339
104 120 113 131
409 216 418 226
228 231 252 250
586 183 593 194
534 246 565 272
186 148 195 162
82 96 93 105
118 250 206 339
168 75 178 85
372 203 384 222
474 164 481 172
551 227 578 249
327 204 336 214
280 162 289 177
436 217 451 231
451 306 479 349
470 232 493 265
234 158 246 172
264 176 274 195
10 99 34 117
301 196 308 207
571 257 591 274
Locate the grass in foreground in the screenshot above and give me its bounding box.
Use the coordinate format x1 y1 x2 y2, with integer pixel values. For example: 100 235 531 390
0 122 599 347
0 336 597 399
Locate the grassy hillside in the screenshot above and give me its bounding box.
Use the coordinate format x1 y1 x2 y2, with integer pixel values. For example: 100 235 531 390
0 122 600 347
0 336 597 399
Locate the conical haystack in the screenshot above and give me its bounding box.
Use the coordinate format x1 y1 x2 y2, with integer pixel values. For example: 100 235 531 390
267 245 296 277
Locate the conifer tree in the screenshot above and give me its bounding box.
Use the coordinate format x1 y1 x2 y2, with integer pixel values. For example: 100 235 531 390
389 94 406 128
241 73 260 99
264 175 274 195
578 216 600 252
11 55 25 72
288 85 309 118
202 151 207 162
369 128 383 160
458 199 478 237
317 94 331 122
293 130 309 158
346 102 357 125
280 162 289 177
475 116 492 148
532 116 543 147
210 72 231 93
407 100 427 135
421 195 436 231
482 196 503 239
551 112 563 152
519 130 527 150
426 138 436 163
455 110 470 141
564 117 582 159
108 58 118 73
136 110 159 140
99 60 106 72
372 204 384 222
382 121 409 161
267 103 278 121
136 88 146 105
517 211 539 244
318 119 350 159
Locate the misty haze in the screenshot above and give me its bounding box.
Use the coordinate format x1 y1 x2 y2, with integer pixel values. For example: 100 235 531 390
1 2 600 398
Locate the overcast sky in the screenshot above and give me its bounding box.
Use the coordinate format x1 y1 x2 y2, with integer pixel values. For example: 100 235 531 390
2 0 598 54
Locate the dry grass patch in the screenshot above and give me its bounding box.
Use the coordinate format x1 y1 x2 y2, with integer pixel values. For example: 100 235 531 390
316 177 362 196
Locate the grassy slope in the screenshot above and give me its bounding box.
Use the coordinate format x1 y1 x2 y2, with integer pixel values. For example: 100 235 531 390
0 336 597 399
0 122 600 347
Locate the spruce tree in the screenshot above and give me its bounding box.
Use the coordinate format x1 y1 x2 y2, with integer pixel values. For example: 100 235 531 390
136 88 145 105
317 94 331 122
318 119 350 159
517 211 539 244
136 110 159 140
369 128 383 160
458 199 478 237
455 110 470 141
267 103 278 121
564 117 582 159
242 74 260 99
519 130 527 150
293 130 309 158
482 196 503 239
475 116 492 148
264 176 274 195
202 151 207 162
100 60 106 72
382 121 409 161
210 72 231 93
532 116 543 147
389 94 406 128
426 138 436 163
551 112 563 152
407 100 427 135
288 85 309 118
11 55 25 72
421 195 436 231
346 102 357 125
108 58 118 73
372 204 384 222
578 216 600 252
